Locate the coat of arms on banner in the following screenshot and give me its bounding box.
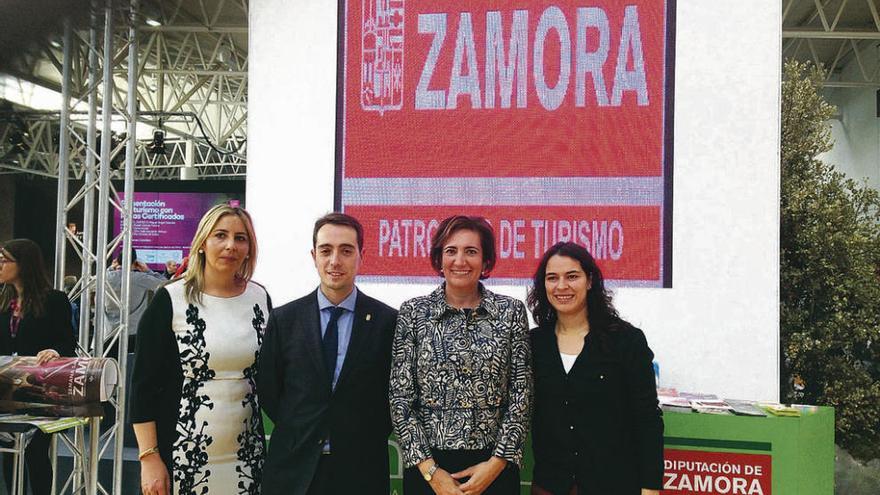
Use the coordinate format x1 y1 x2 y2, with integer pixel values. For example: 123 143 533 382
361 0 404 114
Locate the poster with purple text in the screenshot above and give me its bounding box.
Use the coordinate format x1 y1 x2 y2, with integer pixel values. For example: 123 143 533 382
114 192 242 270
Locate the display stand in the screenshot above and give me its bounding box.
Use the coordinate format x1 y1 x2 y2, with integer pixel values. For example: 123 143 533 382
0 418 91 495
0 423 38 495
659 406 835 494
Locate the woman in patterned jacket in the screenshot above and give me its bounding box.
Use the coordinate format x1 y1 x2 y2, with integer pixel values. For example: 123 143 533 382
131 204 271 495
390 215 532 495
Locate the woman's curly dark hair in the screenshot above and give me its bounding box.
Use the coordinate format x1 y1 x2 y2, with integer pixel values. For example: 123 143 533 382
527 242 619 330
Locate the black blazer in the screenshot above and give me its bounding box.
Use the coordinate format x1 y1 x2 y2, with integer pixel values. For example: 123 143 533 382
128 288 184 473
258 288 397 495
530 320 663 495
0 290 76 358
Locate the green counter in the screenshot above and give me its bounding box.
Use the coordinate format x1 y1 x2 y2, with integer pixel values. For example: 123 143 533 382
268 405 835 494
658 406 834 495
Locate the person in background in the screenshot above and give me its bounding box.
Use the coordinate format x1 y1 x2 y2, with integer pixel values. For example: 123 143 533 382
390 215 532 495
105 249 165 352
130 204 271 495
259 213 398 495
162 260 178 280
527 242 663 495
173 256 188 279
0 239 76 495
62 275 80 335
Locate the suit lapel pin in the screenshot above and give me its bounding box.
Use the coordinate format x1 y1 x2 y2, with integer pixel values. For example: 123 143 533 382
366 313 372 321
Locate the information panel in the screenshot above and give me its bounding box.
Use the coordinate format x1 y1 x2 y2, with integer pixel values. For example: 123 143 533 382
337 0 674 286
114 192 243 271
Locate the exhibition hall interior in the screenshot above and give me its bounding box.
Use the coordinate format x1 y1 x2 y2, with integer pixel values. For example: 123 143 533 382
0 0 878 494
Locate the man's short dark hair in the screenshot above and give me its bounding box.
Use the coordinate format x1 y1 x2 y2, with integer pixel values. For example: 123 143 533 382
429 215 497 279
116 248 137 265
313 213 365 251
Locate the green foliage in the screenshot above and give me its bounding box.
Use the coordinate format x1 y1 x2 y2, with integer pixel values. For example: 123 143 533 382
780 60 880 460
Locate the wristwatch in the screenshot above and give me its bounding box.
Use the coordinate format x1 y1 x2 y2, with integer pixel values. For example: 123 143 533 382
422 462 439 482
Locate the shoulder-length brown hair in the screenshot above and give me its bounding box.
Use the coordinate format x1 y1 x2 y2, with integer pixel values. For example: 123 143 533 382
182 204 258 304
430 215 497 279
0 239 52 317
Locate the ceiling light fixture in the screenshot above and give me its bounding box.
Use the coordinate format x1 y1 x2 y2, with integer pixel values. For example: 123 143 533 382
147 125 166 155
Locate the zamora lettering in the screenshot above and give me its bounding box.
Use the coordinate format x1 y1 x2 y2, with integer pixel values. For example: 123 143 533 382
416 5 648 111
663 473 764 495
72 358 88 397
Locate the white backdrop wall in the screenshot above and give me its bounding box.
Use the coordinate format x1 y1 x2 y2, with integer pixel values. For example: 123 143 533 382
248 0 781 401
821 49 880 190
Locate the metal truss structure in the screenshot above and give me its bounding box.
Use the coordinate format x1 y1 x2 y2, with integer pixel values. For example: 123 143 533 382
2 0 248 179
0 2 250 492
49 2 140 493
0 114 246 179
784 0 880 87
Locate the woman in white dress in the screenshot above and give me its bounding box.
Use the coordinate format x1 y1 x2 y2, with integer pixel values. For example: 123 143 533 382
131 204 270 495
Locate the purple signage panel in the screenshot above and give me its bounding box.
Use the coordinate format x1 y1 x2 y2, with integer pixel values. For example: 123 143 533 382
114 192 242 271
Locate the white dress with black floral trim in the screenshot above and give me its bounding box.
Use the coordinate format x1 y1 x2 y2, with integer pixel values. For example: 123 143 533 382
164 280 268 495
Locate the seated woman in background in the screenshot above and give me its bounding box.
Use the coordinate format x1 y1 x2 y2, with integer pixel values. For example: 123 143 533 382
390 215 532 495
0 238 77 495
527 242 663 495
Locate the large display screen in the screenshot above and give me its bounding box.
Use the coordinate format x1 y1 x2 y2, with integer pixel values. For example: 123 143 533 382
337 0 674 286
113 184 244 271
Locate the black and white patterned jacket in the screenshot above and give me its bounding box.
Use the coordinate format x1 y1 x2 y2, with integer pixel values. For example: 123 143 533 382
389 283 533 468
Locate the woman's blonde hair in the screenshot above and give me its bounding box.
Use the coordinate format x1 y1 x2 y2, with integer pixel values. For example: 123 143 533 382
183 204 258 304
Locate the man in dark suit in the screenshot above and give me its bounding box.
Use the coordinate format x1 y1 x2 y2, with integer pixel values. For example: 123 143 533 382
259 213 398 495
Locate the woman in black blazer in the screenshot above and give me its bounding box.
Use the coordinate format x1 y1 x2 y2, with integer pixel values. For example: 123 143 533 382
526 242 663 495
0 239 76 495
